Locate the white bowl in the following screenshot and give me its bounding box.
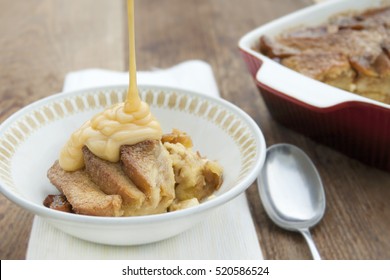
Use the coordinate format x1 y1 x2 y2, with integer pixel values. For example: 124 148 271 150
0 85 266 245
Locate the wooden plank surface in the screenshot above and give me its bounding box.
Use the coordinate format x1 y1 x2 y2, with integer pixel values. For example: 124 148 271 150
1 0 389 260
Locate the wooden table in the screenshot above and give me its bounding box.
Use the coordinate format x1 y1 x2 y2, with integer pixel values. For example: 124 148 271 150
1 0 389 260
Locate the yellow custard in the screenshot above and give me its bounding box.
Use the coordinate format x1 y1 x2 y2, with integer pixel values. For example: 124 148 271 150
59 0 162 171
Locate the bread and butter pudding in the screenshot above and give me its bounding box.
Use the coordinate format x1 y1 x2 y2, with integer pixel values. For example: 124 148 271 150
45 129 223 216
259 6 390 104
43 0 223 217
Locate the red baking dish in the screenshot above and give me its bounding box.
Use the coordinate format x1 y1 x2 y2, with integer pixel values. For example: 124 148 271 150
238 0 390 171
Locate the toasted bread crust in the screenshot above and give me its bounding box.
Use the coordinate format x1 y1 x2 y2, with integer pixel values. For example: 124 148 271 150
47 161 123 216
83 146 145 208
121 140 175 209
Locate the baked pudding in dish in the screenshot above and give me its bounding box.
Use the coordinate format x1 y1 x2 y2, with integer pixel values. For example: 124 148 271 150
259 6 390 104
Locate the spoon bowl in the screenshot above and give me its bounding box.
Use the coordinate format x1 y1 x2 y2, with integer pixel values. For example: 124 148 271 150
257 144 326 259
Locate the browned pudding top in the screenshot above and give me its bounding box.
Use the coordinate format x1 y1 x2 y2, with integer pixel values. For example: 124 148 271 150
259 6 390 104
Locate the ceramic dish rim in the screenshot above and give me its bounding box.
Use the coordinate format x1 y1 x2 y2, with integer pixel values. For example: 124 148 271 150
238 0 390 110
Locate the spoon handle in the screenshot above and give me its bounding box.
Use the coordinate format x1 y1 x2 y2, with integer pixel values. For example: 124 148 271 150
299 228 321 260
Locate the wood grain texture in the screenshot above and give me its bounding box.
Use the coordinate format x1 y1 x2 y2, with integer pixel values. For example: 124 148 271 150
1 0 389 259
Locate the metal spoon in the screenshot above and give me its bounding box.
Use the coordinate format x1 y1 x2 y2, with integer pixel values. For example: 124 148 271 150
257 144 326 260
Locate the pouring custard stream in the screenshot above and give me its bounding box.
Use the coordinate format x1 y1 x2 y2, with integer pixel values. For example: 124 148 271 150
59 0 162 171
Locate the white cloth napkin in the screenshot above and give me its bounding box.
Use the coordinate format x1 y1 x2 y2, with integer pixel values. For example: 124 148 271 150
26 60 263 260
